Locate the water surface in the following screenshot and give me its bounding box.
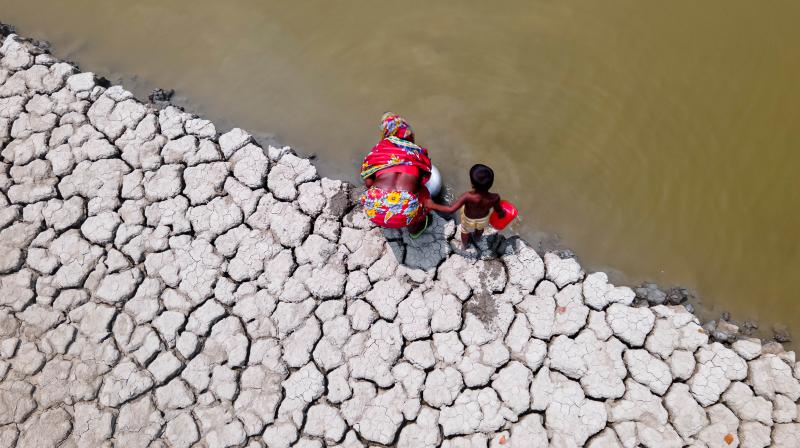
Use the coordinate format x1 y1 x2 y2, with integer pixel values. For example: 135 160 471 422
4 0 800 337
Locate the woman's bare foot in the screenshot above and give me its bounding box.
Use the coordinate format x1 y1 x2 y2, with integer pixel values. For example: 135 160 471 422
408 214 430 239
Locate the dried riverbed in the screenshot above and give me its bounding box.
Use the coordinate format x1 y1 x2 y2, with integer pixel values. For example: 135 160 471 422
2 31 800 447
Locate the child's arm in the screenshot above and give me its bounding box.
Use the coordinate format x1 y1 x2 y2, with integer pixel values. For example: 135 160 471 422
492 195 506 218
425 193 469 215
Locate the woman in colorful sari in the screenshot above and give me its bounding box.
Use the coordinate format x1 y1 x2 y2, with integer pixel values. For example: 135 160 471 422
360 112 435 237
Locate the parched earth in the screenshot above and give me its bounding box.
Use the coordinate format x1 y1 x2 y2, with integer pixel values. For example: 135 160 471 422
1 32 800 448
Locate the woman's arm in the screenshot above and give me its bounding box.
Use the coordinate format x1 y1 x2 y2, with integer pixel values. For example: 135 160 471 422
425 193 468 215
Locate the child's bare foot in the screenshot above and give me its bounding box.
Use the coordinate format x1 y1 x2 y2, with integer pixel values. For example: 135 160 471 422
451 238 478 257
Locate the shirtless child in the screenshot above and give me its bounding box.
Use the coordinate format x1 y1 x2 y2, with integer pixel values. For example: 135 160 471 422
427 164 506 248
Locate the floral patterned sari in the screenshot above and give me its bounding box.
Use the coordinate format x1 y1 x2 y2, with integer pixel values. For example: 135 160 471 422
360 185 431 228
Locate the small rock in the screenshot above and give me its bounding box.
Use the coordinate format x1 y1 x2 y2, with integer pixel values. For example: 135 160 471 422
148 88 174 104
665 286 693 305
774 324 792 343
741 319 758 335
635 282 667 305
712 320 740 343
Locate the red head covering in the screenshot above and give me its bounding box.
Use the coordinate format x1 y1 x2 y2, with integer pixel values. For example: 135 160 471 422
380 112 414 141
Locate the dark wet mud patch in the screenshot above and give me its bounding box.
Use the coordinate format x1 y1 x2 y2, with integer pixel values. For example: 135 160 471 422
465 291 499 326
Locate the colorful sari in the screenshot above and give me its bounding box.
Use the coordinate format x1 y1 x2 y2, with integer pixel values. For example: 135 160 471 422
359 113 433 228
359 136 432 183
360 185 431 228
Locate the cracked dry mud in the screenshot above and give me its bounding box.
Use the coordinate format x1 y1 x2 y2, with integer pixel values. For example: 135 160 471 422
1 32 800 448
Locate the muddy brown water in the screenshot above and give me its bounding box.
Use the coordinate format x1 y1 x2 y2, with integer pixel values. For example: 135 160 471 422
4 1 800 341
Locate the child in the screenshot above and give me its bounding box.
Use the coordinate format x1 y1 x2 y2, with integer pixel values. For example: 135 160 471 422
427 164 506 248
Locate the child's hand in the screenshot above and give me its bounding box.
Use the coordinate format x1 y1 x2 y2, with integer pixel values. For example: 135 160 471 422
493 196 506 218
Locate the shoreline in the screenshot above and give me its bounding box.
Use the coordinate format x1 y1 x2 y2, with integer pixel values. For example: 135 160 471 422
2 29 800 446
1 20 786 348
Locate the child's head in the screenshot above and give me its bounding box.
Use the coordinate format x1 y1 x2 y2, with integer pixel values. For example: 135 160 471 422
469 164 494 192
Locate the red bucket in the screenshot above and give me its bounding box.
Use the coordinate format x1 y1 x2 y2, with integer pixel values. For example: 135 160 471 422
489 200 518 230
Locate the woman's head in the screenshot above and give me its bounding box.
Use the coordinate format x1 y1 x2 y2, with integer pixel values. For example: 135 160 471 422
380 112 414 141
470 164 494 192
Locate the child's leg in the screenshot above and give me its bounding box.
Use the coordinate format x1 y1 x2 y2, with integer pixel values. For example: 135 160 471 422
460 230 470 247
473 229 484 243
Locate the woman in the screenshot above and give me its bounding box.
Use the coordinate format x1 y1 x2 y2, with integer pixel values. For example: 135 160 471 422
360 113 434 237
